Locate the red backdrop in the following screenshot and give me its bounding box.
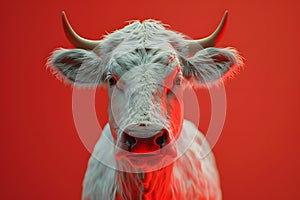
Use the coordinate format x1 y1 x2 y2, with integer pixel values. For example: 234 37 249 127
1 0 300 199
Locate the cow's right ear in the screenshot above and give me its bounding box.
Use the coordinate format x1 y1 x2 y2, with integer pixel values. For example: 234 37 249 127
47 48 105 86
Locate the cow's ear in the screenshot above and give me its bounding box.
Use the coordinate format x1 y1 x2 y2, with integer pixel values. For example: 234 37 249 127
181 47 243 87
47 48 105 86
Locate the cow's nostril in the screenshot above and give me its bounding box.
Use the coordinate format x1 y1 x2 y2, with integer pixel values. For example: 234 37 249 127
155 130 168 148
125 133 136 151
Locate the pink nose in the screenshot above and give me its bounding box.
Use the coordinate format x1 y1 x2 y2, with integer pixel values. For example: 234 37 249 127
120 128 169 153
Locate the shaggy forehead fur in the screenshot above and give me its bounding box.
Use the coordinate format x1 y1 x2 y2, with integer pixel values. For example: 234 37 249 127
97 20 188 71
98 20 186 54
109 48 179 79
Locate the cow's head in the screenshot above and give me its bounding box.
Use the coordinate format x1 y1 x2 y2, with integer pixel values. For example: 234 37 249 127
48 11 243 170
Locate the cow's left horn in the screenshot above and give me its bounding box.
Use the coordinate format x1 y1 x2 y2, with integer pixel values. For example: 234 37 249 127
62 11 101 50
187 11 228 54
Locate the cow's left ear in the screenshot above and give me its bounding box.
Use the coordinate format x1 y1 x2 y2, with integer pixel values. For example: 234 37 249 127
181 47 243 86
47 48 105 86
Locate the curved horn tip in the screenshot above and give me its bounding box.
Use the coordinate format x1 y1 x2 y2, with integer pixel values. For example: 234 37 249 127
222 10 228 22
61 11 67 21
61 11 69 26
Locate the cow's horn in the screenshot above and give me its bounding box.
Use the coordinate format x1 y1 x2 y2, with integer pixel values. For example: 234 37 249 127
187 11 228 54
62 11 101 50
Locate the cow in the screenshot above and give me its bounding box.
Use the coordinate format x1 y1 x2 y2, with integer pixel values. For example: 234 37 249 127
48 11 243 200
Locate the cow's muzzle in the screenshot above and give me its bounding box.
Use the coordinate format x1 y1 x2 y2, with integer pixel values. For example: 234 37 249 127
118 124 170 153
115 124 178 170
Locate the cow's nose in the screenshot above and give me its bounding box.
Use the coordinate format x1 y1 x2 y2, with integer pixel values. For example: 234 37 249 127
121 128 170 153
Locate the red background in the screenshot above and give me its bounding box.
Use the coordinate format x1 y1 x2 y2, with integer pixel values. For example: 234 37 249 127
1 0 300 199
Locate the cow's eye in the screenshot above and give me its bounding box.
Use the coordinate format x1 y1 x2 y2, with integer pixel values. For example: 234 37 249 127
105 74 117 86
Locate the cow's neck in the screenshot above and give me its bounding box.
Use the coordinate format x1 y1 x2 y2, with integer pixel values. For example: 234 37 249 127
115 164 174 200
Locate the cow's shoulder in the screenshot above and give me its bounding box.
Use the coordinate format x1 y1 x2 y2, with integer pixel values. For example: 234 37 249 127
172 120 222 199
82 123 117 200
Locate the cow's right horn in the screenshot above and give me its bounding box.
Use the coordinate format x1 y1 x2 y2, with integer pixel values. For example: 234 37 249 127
61 11 101 50
186 11 228 54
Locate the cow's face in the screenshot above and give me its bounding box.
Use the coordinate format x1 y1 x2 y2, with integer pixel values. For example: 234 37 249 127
106 48 185 167
48 14 243 170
